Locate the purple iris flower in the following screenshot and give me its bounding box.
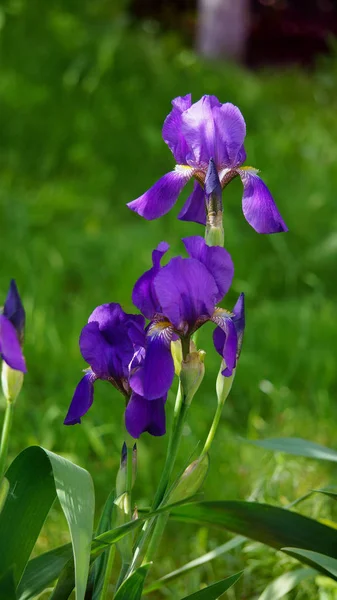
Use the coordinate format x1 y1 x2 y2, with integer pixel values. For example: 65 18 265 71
64 303 167 438
127 94 287 234
130 236 245 401
0 280 26 372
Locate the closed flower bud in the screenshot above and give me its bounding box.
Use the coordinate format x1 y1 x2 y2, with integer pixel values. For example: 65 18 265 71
216 362 235 406
167 453 210 504
171 339 197 376
180 350 205 406
1 361 24 403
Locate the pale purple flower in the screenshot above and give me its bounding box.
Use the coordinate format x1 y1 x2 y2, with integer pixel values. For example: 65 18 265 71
64 303 166 438
131 237 245 400
0 280 26 372
128 94 287 234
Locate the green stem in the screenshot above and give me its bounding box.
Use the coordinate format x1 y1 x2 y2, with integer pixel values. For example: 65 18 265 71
201 401 223 456
127 382 189 576
143 513 169 564
0 401 15 482
126 444 133 520
99 545 116 600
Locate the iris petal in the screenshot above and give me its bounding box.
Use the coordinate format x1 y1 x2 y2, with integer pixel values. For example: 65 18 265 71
154 257 218 331
182 236 234 303
162 94 192 163
125 393 166 438
178 181 207 225
212 310 238 377
238 169 288 234
0 314 26 372
3 279 25 343
64 371 96 425
132 241 169 319
127 169 193 220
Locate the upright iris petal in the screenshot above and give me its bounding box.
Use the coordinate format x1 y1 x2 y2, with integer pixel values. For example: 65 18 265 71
133 236 243 384
127 94 287 234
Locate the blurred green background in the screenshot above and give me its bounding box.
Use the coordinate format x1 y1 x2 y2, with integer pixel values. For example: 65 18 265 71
1 0 337 597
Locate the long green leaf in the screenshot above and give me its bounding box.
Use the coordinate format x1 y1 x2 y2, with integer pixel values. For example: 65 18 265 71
92 489 116 600
0 446 95 600
282 548 337 579
44 449 95 600
113 564 151 600
314 488 337 500
257 568 316 600
170 501 337 578
0 570 17 599
0 447 56 585
180 571 243 599
247 437 337 462
144 536 245 594
17 544 73 600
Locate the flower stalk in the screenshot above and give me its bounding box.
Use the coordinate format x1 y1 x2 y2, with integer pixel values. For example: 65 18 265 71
0 399 15 482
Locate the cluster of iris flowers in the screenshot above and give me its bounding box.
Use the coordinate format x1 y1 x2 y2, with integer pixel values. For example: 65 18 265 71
61 94 287 439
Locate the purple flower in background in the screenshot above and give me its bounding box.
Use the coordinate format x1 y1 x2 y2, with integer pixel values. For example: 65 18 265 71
0 280 26 372
128 94 287 234
131 236 245 401
64 303 166 438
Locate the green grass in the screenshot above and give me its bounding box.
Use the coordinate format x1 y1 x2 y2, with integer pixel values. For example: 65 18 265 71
1 2 337 597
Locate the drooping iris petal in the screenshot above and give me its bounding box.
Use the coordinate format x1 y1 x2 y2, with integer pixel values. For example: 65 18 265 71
178 181 207 225
162 94 192 163
238 169 288 234
79 321 120 379
182 236 234 302
3 280 25 344
125 393 166 438
181 95 221 169
154 257 218 331
212 103 246 168
232 293 245 356
212 310 238 377
0 314 26 372
64 371 96 425
130 322 175 400
127 169 193 220
132 241 169 319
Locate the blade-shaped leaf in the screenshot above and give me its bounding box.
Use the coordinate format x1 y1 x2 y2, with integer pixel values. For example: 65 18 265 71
17 544 73 600
180 571 243 599
0 447 56 585
282 548 337 579
92 489 116 600
247 438 337 462
314 488 337 501
0 446 95 600
113 563 151 600
145 536 245 594
257 567 316 600
0 570 17 599
170 501 337 579
44 449 95 600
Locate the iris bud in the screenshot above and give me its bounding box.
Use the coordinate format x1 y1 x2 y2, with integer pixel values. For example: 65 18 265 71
216 362 236 406
180 350 206 406
1 362 24 404
167 453 209 504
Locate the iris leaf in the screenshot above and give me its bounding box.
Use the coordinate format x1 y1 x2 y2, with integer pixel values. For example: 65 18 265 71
113 563 151 599
0 570 17 599
282 548 337 579
257 567 316 600
17 544 73 600
245 437 337 462
179 571 242 599
144 535 245 593
0 446 95 600
170 501 337 579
